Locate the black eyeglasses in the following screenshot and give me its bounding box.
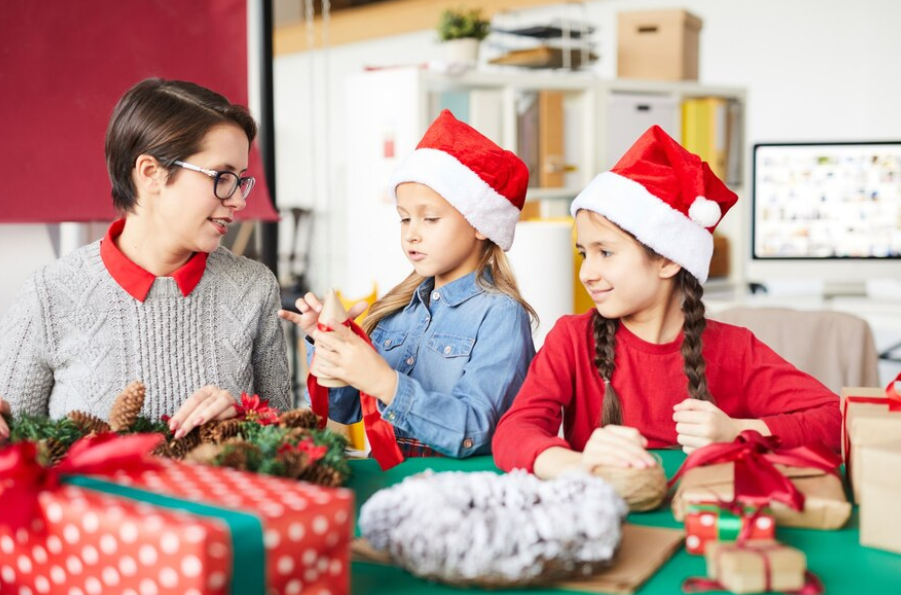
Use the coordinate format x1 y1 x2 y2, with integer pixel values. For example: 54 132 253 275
174 160 255 200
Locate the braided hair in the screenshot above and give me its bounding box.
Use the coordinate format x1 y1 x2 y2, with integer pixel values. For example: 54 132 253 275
592 267 713 427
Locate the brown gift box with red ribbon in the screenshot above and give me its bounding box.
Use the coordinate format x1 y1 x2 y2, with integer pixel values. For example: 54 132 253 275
703 540 807 594
670 432 851 530
840 383 901 504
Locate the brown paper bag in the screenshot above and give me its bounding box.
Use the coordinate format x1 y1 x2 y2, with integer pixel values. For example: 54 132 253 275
671 462 850 529
705 540 806 594
352 523 684 595
859 439 901 554
840 386 901 503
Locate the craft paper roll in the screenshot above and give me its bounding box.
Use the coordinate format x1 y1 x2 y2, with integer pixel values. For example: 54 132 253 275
507 220 575 349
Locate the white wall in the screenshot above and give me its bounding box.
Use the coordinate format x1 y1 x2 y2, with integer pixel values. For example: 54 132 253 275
272 0 901 295
5 0 901 315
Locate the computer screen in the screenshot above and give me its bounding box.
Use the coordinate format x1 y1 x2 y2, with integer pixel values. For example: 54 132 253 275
752 142 901 261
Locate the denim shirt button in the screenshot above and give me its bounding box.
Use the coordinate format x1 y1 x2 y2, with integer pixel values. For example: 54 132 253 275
431 291 440 301
462 437 473 449
387 412 397 421
406 357 415 365
383 339 392 347
443 345 452 354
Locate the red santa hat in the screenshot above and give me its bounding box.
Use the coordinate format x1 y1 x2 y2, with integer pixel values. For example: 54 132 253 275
390 110 529 251
570 125 738 283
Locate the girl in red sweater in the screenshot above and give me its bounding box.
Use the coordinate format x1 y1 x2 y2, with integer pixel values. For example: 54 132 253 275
492 126 841 478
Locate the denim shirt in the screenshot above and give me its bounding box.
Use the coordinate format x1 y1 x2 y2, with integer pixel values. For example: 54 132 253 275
306 272 535 457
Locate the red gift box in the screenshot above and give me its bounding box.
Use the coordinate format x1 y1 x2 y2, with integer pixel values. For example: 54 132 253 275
684 501 775 555
0 436 353 595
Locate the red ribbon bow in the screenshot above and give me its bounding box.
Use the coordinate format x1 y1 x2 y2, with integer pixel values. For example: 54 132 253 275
0 433 163 532
308 319 405 470
669 430 842 511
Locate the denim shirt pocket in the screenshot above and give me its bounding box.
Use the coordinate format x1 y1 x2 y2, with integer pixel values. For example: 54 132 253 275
426 333 475 358
372 327 407 352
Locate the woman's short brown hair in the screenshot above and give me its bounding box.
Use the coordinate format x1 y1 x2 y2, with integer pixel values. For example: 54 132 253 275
105 78 257 213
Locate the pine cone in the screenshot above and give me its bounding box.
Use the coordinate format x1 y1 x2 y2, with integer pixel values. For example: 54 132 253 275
299 464 345 488
284 427 313 443
40 438 70 466
199 419 243 444
67 411 111 435
276 449 309 478
217 439 261 471
109 380 146 432
183 443 224 465
279 408 321 430
164 430 201 460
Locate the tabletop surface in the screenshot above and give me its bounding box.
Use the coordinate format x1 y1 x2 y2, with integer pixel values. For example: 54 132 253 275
345 452 901 595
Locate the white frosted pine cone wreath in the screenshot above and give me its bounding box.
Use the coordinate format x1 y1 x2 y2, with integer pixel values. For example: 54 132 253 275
359 469 628 586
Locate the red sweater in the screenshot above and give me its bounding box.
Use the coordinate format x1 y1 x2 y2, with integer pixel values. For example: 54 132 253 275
492 313 841 472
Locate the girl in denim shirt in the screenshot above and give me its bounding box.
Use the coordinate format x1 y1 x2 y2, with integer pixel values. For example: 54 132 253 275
282 110 536 459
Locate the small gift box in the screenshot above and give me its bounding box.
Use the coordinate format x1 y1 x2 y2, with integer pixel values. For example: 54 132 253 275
0 435 354 595
670 431 850 530
684 501 775 555
859 439 901 554
841 384 901 503
704 540 806 594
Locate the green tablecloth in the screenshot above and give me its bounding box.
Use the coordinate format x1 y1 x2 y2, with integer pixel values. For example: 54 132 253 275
346 452 901 594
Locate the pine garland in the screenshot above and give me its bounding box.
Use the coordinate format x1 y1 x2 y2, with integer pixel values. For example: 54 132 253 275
1 385 351 487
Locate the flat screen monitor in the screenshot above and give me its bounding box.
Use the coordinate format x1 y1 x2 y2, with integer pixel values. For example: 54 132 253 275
749 141 901 294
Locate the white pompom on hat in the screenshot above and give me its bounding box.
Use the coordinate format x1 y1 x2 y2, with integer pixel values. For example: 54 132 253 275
390 110 529 251
570 125 738 283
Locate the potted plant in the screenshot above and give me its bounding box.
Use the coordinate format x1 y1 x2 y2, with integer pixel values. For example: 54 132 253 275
437 7 491 65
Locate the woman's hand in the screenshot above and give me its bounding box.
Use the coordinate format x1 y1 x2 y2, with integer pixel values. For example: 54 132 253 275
278 292 367 337
312 320 397 404
673 398 769 453
169 386 238 439
0 397 9 442
581 425 657 469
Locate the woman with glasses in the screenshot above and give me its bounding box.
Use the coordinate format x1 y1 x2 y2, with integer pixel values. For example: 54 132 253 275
0 78 290 441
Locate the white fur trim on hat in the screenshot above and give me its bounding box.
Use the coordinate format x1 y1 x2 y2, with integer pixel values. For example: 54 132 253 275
688 196 722 228
390 148 520 251
570 172 714 283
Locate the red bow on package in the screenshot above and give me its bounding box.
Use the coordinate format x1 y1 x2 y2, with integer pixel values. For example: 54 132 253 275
307 319 405 471
0 433 163 532
669 430 842 512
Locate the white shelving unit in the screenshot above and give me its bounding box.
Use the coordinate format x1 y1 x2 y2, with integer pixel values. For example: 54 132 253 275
343 67 747 301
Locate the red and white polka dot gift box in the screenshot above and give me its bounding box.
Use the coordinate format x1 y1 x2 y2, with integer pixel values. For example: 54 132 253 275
0 438 354 595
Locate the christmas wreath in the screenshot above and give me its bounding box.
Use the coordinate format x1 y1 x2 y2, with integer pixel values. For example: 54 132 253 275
1 381 350 487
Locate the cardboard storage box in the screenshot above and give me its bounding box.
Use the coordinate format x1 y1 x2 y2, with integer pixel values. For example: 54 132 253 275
617 9 703 81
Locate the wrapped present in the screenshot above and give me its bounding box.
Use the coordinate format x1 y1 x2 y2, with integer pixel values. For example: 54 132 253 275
840 382 901 503
670 430 850 530
859 439 901 554
695 540 808 594
0 434 353 595
683 501 775 555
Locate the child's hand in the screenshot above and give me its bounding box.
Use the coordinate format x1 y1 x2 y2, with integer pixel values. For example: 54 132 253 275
581 425 657 470
312 320 398 404
278 293 368 337
673 398 741 453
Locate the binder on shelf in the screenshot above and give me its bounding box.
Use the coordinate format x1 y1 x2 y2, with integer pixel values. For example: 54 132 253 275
681 97 729 181
539 91 566 188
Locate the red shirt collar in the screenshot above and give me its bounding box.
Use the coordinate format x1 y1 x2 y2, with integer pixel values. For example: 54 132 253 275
100 219 209 302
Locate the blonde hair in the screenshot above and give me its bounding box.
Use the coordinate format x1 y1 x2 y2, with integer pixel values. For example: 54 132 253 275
361 242 538 335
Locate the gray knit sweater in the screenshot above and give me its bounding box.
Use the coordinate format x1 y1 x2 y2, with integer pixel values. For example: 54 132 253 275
0 241 291 421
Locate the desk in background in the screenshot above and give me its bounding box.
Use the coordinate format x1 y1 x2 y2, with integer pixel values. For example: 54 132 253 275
347 452 901 594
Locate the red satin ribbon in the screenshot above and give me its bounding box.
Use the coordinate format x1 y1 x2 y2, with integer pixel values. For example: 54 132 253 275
0 433 163 532
669 430 842 511
307 319 405 471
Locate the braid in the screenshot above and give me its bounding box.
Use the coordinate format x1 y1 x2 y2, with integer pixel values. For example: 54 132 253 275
591 310 622 426
678 271 713 403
